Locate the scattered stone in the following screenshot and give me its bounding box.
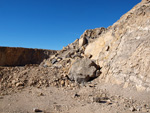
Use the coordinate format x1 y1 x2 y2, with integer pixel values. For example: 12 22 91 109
88 84 96 87
123 82 129 88
142 108 148 112
136 106 141 111
65 80 69 87
74 93 80 98
54 105 61 111
16 82 24 87
33 108 43 112
105 46 110 51
38 93 44 96
60 80 65 86
44 61 52 67
57 57 62 62
129 106 136 112
147 104 150 109
93 97 101 103
11 80 16 84
0 96 3 99
51 59 57 64
106 100 112 105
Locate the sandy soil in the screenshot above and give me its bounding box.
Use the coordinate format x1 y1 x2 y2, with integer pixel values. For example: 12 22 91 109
1 78 150 113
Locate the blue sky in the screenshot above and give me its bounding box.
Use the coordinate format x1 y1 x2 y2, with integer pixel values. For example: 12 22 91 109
0 0 141 50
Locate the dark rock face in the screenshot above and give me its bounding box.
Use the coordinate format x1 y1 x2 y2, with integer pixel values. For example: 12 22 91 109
0 47 56 66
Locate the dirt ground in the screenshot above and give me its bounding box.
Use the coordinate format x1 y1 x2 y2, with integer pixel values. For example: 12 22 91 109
1 77 150 113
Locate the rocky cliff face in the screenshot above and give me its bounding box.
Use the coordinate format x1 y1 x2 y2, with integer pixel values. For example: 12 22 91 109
39 0 150 92
84 0 150 91
0 47 56 66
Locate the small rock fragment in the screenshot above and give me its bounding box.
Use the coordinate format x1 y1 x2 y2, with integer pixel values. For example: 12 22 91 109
16 82 24 87
51 59 57 64
11 80 16 84
74 93 80 98
136 106 141 111
106 99 112 105
60 80 65 86
129 106 136 112
57 57 62 61
39 93 44 96
93 97 101 103
33 108 43 112
0 96 3 99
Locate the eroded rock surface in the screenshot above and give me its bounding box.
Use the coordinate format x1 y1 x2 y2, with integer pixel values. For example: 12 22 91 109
85 1 150 91
68 58 100 83
0 47 56 66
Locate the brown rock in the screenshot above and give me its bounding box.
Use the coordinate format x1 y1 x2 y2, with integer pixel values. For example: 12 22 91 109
0 96 3 99
0 47 56 66
60 80 65 86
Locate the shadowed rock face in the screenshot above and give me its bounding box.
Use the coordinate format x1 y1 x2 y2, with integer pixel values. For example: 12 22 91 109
0 47 56 66
68 58 100 84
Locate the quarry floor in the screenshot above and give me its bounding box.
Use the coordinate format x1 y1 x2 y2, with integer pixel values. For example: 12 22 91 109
1 79 150 113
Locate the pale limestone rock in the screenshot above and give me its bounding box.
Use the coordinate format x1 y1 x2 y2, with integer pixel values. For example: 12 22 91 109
84 1 150 91
136 85 146 92
79 37 87 48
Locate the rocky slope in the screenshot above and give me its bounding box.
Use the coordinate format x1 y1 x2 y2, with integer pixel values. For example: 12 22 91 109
47 0 150 92
1 0 150 93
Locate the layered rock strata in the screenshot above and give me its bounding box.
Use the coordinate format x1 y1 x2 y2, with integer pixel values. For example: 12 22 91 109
0 47 56 66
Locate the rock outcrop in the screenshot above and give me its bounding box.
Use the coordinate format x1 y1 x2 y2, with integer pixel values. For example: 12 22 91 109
79 27 106 47
84 0 150 91
0 47 56 66
40 0 150 91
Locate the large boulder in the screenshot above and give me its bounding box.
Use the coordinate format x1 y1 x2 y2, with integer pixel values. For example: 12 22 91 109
68 58 100 84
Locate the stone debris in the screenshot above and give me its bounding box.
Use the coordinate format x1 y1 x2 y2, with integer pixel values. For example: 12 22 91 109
129 106 136 112
33 108 43 112
51 59 57 64
0 96 3 99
